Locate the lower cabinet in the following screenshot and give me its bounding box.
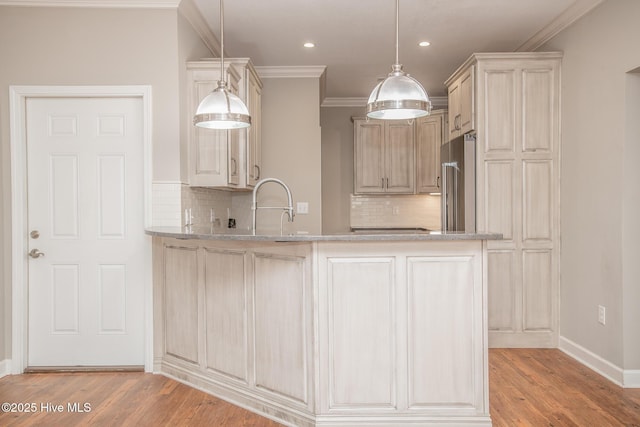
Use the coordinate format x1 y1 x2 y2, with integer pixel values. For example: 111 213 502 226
153 237 490 427
316 241 487 418
154 238 314 419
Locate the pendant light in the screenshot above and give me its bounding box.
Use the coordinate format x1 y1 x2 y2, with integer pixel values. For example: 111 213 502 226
194 0 251 129
366 0 431 120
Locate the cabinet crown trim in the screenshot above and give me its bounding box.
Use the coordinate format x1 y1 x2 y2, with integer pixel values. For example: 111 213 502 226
444 51 563 86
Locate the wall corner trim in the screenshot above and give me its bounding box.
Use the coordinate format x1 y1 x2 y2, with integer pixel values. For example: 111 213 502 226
0 360 11 378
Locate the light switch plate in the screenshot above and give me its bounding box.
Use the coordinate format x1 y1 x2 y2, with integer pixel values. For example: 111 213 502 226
297 202 309 215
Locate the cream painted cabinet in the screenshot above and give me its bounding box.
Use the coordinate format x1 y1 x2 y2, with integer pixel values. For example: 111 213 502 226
416 110 446 193
446 52 562 347
187 59 262 189
154 238 314 414
353 118 415 194
228 59 263 188
446 65 475 141
316 240 489 420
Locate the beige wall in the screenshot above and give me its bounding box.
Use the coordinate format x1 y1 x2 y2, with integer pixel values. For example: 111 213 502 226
177 11 214 184
542 0 640 369
320 106 363 233
0 5 206 362
255 77 323 234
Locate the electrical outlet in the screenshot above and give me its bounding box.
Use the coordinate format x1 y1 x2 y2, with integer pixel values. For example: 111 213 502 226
598 305 606 325
296 202 309 215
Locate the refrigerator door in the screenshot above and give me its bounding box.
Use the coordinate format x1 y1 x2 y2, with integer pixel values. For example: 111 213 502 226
441 134 476 232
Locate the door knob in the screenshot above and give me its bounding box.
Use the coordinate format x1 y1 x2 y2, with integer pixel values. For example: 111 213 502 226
28 249 45 258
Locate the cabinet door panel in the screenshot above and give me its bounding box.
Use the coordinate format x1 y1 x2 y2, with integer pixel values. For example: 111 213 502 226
523 160 553 242
483 69 516 153
487 250 515 331
194 81 227 178
484 161 515 240
247 75 262 186
522 69 553 153
523 250 552 330
416 115 441 193
459 66 475 134
164 245 199 363
448 82 461 140
407 257 475 408
386 122 415 193
327 258 395 408
354 121 385 193
253 254 308 403
204 248 247 381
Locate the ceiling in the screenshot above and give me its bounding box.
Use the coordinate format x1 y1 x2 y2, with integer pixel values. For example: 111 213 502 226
191 0 603 103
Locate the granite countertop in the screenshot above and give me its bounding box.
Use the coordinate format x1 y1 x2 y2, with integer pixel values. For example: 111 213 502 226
145 226 502 242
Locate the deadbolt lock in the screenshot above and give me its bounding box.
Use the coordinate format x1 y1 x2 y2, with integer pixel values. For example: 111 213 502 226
30 230 40 239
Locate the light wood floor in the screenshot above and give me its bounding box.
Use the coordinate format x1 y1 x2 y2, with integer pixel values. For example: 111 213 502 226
1 349 639 426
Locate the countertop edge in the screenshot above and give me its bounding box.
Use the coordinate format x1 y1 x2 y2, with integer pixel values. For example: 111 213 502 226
145 227 502 242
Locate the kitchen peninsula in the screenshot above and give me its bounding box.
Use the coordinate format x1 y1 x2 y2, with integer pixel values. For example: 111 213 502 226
147 227 500 427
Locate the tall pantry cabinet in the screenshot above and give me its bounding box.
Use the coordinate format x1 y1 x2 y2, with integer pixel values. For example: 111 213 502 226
445 52 562 347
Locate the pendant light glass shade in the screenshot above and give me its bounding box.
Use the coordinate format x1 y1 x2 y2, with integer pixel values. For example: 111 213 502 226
194 82 251 129
193 0 251 130
366 0 431 120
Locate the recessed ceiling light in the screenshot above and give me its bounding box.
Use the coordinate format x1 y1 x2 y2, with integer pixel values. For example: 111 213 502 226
419 41 431 47
303 42 315 48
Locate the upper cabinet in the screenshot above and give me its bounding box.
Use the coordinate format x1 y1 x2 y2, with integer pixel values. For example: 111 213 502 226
186 59 262 189
416 110 447 193
446 65 475 140
353 111 446 195
353 118 415 194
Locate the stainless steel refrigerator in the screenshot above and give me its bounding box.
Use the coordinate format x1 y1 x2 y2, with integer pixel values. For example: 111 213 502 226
441 133 476 232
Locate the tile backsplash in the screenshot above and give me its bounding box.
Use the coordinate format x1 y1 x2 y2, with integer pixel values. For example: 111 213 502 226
181 185 233 228
350 194 441 231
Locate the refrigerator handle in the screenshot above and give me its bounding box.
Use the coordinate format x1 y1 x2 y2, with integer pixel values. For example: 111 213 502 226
441 162 459 232
441 163 447 231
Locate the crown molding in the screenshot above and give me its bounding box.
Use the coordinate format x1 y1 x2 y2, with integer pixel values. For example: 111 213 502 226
321 97 367 108
321 95 448 109
0 0 180 7
178 0 219 56
517 0 605 51
255 66 327 79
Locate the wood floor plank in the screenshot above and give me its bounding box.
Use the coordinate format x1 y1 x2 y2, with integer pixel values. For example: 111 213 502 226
1 349 639 426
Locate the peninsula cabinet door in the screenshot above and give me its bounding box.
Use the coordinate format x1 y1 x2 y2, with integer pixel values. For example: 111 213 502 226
317 241 487 417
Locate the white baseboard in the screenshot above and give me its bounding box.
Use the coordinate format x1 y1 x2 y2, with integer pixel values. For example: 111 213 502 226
559 336 640 388
0 359 11 378
624 370 640 388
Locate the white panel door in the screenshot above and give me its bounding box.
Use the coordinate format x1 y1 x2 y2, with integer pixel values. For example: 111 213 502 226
27 97 145 367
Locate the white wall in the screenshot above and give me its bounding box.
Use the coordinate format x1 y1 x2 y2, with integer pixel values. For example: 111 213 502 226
542 0 640 372
0 5 204 362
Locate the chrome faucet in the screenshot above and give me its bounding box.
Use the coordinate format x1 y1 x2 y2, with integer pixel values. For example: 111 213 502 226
251 178 295 235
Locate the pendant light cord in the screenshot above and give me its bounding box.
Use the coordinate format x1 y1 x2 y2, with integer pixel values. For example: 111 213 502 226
219 0 225 85
395 0 399 66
